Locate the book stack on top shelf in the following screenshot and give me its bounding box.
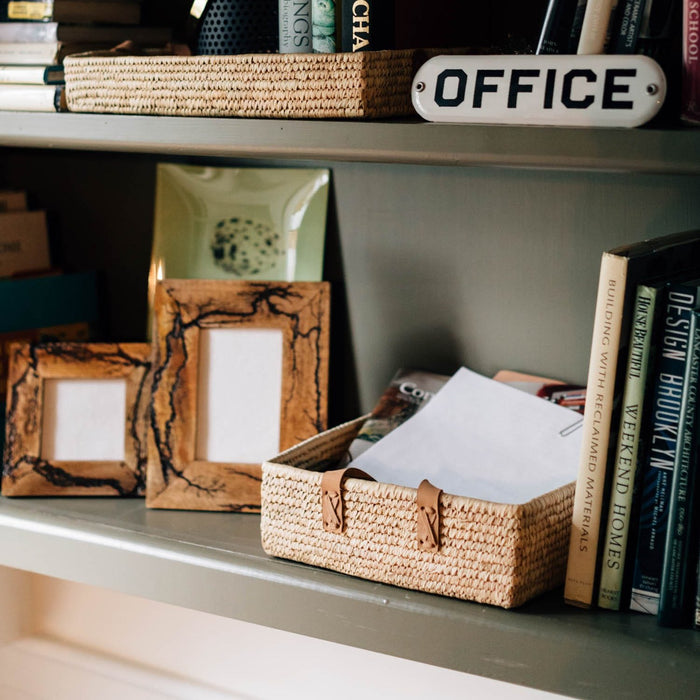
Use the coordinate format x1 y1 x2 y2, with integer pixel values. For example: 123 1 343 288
565 228 700 630
0 0 172 112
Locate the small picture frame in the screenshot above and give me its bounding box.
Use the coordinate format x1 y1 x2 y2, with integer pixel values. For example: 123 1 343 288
147 279 330 512
2 342 152 497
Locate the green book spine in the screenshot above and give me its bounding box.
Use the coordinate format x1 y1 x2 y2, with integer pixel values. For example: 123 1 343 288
312 0 336 52
657 310 700 627
598 284 658 610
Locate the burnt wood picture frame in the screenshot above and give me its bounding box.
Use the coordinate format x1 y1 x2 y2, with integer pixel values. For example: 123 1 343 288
147 279 330 512
2 342 152 497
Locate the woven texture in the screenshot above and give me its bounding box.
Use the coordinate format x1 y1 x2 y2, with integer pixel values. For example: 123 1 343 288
64 50 419 119
261 417 575 609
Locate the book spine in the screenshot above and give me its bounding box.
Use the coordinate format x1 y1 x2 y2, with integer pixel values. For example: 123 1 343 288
0 20 56 42
279 0 312 53
0 41 58 65
0 83 63 112
629 283 699 615
536 0 581 53
0 64 63 85
569 0 590 49
577 0 618 52
682 0 700 123
341 0 393 52
565 251 628 608
312 0 336 52
1 1 52 21
611 0 650 52
597 284 658 611
657 309 700 627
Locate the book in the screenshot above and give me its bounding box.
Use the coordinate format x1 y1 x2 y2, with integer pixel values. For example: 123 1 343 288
0 209 50 275
0 269 99 455
681 0 700 123
564 229 700 609
312 0 336 52
0 0 142 25
0 190 26 211
339 368 449 465
536 0 581 53
341 0 394 52
569 0 590 48
629 280 700 615
0 21 171 45
597 284 658 611
0 64 63 85
657 309 700 627
279 0 312 53
0 40 119 64
610 0 651 52
0 82 66 110
577 0 618 52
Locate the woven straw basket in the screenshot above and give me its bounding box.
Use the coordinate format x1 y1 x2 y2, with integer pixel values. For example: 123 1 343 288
63 49 421 119
261 416 575 609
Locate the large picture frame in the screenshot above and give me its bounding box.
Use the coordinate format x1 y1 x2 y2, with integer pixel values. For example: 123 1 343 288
147 279 330 512
2 342 152 496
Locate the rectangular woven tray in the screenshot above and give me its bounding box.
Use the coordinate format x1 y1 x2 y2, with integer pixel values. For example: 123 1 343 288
64 49 422 119
261 417 575 609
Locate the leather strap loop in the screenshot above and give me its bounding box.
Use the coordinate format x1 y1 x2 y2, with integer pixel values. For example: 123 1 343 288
321 467 374 533
417 479 442 552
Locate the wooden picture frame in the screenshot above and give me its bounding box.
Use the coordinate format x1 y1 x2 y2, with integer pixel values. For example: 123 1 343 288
2 342 152 497
147 279 330 512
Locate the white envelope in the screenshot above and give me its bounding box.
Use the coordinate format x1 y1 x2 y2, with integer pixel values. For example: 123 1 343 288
351 367 583 504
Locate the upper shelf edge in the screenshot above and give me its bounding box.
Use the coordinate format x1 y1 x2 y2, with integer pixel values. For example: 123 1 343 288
1 112 700 174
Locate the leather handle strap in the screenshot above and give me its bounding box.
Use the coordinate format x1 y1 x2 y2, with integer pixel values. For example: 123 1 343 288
321 470 443 552
321 467 375 533
417 479 443 552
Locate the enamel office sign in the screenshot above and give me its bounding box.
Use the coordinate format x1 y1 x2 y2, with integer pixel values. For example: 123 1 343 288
412 54 666 127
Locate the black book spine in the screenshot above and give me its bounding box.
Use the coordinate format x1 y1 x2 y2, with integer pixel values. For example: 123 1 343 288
537 0 581 53
341 0 394 52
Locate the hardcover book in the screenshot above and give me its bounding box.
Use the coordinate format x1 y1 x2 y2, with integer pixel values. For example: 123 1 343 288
0 190 26 212
312 0 336 52
682 0 700 123
0 0 142 24
657 309 700 627
565 229 700 609
610 0 650 52
0 64 64 85
0 83 66 111
0 210 50 276
577 0 618 52
629 280 700 615
537 0 581 53
279 0 312 53
597 284 658 611
0 21 170 45
341 0 394 52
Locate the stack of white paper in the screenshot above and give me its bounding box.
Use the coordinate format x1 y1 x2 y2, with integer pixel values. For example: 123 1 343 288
350 367 583 504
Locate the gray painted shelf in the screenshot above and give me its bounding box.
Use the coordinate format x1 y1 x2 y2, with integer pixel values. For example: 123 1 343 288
1 112 700 173
2 113 700 698
0 496 698 699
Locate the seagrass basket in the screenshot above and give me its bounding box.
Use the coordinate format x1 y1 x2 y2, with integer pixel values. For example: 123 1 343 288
261 416 575 609
63 49 421 119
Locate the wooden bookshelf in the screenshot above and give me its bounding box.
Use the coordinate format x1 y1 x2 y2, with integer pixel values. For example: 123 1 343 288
1 113 700 698
0 496 698 699
1 112 700 173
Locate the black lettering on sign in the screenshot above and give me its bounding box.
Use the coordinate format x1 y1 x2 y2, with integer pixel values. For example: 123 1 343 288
603 69 636 109
562 69 596 109
435 69 467 107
